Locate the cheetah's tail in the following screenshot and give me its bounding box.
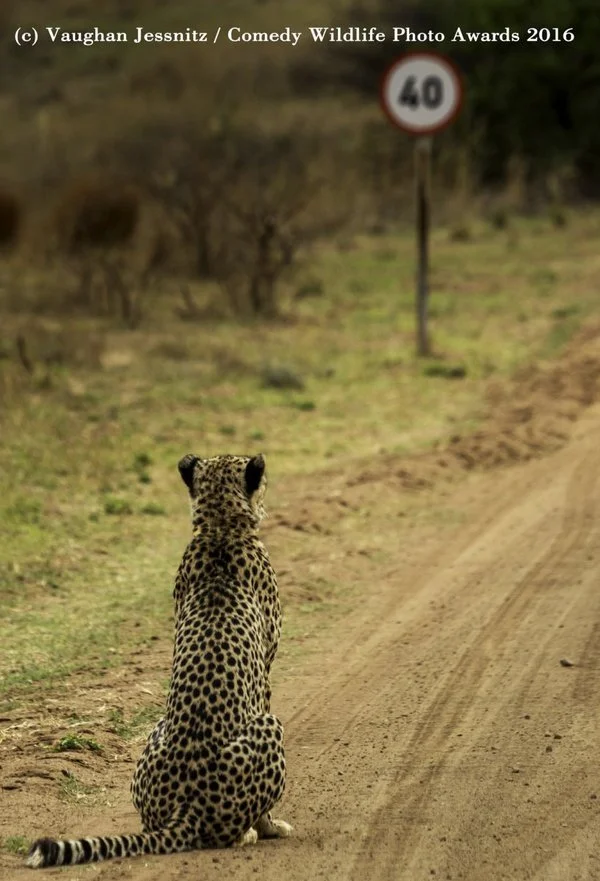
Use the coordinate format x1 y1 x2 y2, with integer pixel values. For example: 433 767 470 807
25 829 190 868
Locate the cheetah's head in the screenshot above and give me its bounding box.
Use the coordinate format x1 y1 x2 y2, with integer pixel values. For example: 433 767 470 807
177 453 268 529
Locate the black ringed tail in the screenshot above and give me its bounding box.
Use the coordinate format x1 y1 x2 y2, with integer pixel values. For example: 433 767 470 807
25 828 191 868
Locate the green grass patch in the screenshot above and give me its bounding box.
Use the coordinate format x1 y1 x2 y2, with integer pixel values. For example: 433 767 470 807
289 399 317 411
541 306 584 357
550 304 580 320
103 496 134 516
108 706 164 740
2 835 29 856
140 502 167 516
421 362 468 379
54 734 102 753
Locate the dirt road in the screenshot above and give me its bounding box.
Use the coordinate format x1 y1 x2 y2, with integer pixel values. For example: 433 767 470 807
3 404 600 880
264 407 600 881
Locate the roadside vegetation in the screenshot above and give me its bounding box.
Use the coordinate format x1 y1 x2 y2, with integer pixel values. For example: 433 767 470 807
1 0 599 700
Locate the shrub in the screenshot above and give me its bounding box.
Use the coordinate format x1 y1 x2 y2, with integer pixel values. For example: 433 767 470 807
54 176 140 253
0 190 20 248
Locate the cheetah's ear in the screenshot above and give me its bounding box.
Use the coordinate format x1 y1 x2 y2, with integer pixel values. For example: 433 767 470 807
178 454 199 491
245 454 265 495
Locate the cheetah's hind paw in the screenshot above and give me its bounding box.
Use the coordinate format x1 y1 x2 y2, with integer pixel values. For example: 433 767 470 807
256 817 293 839
234 827 259 847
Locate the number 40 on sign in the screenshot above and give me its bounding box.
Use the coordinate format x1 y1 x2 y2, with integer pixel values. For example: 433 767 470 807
381 52 463 135
380 52 464 356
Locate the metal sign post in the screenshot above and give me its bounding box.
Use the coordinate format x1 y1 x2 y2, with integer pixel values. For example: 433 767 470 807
380 52 464 357
415 136 432 356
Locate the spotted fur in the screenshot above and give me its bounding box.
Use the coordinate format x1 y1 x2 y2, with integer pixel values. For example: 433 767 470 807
26 454 291 869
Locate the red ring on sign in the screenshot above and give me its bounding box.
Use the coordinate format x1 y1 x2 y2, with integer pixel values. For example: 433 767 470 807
380 52 464 135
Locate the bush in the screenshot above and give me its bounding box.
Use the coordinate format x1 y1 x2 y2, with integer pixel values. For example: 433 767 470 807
54 176 140 253
0 190 20 248
43 177 145 326
109 122 349 318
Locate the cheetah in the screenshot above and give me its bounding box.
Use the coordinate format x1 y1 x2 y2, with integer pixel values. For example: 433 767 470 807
26 453 292 868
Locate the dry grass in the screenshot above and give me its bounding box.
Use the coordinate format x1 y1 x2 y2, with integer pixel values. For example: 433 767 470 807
0 0 598 697
1 209 600 696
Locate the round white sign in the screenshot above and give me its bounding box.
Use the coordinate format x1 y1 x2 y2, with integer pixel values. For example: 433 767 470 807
381 53 463 135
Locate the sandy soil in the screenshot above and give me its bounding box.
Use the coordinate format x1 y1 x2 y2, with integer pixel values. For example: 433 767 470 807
3 347 600 880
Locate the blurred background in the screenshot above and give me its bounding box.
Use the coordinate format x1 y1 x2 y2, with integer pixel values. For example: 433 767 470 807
1 0 600 695
1 0 598 328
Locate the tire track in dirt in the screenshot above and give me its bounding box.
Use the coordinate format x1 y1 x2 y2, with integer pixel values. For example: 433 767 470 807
243 421 600 881
430 556 600 881
285 482 566 747
348 435 600 880
254 440 596 881
282 457 566 756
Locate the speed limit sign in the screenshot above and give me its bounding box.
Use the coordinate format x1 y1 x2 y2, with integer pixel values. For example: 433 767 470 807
380 53 463 357
380 52 463 135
